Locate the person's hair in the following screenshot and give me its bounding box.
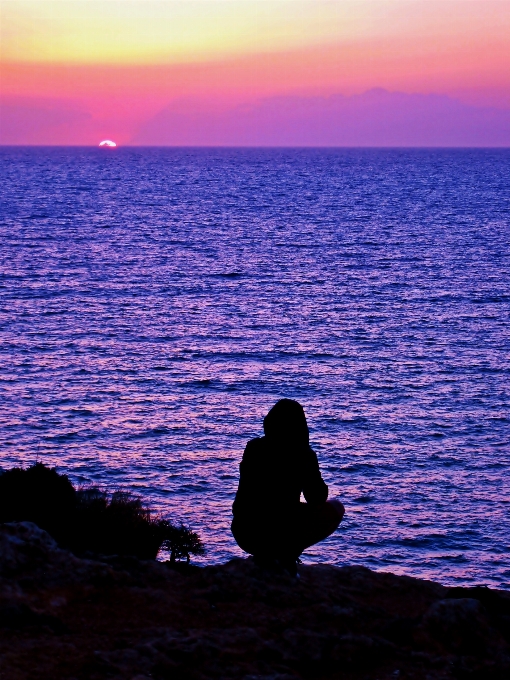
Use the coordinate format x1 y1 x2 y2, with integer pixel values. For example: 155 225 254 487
263 399 309 445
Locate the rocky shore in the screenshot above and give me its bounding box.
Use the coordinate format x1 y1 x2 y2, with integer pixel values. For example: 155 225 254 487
1 522 509 680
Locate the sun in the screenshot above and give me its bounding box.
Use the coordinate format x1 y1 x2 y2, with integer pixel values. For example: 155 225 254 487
99 140 117 147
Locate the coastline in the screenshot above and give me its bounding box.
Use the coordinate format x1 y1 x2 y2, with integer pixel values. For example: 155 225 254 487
1 522 509 680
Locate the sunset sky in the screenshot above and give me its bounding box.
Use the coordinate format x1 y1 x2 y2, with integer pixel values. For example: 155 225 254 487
1 0 510 145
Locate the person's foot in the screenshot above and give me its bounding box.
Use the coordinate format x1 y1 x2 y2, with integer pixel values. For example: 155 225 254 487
253 554 280 571
253 554 299 578
279 557 299 578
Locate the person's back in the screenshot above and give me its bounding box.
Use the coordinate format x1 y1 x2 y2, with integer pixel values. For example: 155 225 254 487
231 399 344 575
233 436 327 518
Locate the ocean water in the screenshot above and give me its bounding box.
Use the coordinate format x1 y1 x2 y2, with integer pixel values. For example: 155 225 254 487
1 147 509 588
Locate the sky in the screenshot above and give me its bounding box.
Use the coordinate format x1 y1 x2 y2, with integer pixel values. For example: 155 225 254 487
1 0 510 145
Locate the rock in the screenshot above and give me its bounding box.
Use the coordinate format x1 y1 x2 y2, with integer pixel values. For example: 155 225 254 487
0 521 60 575
0 522 509 679
446 585 510 618
422 597 495 653
0 602 67 633
0 521 116 589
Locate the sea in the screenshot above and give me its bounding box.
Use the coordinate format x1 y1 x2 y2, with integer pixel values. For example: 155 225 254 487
1 147 509 588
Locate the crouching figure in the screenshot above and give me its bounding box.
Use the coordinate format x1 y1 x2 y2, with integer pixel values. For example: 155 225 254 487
231 399 344 576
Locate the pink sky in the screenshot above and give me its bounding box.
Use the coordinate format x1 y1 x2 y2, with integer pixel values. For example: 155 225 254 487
1 1 509 145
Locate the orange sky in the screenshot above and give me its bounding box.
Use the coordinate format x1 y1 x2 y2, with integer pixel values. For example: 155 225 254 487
1 1 509 144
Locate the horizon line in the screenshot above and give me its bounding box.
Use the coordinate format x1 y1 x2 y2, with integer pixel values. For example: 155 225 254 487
2 144 510 150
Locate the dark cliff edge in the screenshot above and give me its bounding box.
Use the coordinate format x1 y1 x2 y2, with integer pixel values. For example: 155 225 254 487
1 522 509 680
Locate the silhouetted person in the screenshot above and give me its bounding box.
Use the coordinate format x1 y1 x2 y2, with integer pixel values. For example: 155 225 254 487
231 399 344 575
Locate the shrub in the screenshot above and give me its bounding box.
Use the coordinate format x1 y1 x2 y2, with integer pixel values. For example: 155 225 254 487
0 463 205 563
71 488 165 559
0 463 76 545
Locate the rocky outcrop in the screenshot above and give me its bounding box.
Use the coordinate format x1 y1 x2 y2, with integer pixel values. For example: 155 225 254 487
1 522 509 680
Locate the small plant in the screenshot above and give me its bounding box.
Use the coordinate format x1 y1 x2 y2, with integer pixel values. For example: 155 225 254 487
0 463 205 563
161 523 206 564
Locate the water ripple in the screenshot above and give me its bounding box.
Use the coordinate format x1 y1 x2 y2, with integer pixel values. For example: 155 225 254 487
0 147 509 588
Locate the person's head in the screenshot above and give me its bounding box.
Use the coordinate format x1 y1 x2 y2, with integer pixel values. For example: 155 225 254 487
263 399 309 446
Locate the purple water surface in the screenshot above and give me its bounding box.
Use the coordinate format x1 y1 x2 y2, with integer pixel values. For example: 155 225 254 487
1 147 509 587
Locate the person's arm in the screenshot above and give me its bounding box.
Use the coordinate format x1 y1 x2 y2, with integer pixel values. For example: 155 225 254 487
232 439 260 515
302 447 328 505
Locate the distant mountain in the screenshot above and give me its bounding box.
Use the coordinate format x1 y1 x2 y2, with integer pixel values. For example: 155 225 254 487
2 90 509 147
132 89 510 147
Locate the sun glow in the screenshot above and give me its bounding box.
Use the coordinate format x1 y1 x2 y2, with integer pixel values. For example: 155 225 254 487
0 1 383 65
99 140 116 147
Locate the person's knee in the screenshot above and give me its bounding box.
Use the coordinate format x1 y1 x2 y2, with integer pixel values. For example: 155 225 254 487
328 499 345 524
